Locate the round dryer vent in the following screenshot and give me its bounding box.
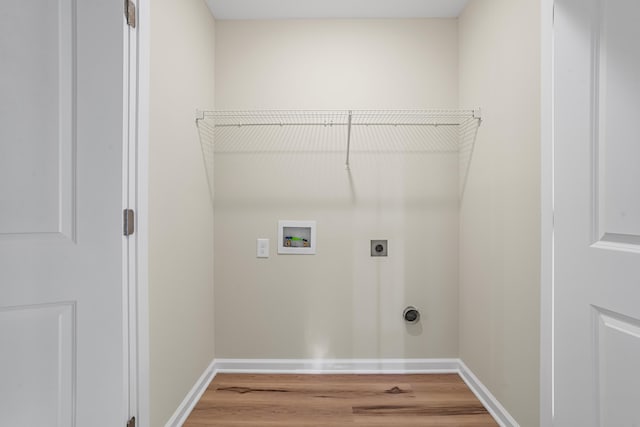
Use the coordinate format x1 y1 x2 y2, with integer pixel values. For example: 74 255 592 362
403 306 420 324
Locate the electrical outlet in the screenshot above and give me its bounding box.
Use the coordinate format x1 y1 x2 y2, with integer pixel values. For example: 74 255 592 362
371 240 388 257
257 238 269 258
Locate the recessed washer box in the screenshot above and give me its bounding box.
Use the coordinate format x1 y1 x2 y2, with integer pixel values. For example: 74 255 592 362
278 220 316 255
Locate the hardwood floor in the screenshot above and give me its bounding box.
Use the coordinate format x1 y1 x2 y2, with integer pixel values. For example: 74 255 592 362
184 373 499 426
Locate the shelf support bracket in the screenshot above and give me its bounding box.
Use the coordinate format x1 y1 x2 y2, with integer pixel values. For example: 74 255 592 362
345 110 353 169
473 108 482 124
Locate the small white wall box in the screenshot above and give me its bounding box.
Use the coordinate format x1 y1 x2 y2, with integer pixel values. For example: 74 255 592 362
278 220 316 255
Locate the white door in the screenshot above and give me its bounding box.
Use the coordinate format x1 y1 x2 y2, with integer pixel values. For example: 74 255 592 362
0 1 131 426
554 0 640 425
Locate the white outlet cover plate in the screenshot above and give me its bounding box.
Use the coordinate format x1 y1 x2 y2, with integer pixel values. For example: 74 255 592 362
257 238 269 258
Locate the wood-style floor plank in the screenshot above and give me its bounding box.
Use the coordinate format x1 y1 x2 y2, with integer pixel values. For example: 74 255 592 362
183 373 499 426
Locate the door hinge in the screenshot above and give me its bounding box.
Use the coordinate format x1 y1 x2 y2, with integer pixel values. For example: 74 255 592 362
124 209 135 236
125 0 136 28
127 417 136 427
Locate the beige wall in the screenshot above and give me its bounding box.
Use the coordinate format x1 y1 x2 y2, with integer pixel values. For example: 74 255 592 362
148 0 215 425
214 19 460 358
215 19 458 110
143 6 542 423
458 1 540 426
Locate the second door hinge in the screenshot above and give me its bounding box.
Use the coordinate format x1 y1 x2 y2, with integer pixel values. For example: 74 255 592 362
124 209 135 236
125 0 136 28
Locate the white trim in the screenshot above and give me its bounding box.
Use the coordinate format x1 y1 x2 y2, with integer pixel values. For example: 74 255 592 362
214 358 460 374
540 0 554 425
458 360 520 427
124 0 141 423
135 0 151 426
121 9 132 427
165 359 217 427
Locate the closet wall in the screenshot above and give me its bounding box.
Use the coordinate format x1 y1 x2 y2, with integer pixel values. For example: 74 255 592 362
148 0 216 425
147 2 542 425
213 19 461 358
458 1 541 426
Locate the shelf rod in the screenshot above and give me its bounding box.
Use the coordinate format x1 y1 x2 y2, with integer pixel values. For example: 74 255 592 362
214 123 348 128
353 122 460 127
212 122 461 128
345 110 353 169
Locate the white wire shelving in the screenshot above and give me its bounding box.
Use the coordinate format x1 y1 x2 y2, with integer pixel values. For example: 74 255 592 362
196 109 481 200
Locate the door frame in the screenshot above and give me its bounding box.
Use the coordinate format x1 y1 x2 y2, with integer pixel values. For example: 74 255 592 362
540 0 555 426
131 0 151 425
127 1 559 426
122 0 149 424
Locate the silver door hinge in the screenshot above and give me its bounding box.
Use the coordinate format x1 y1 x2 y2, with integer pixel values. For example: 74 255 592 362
127 417 136 427
125 0 136 28
124 209 135 236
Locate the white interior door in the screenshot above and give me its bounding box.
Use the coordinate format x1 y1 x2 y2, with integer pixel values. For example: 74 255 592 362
554 0 640 425
0 1 130 426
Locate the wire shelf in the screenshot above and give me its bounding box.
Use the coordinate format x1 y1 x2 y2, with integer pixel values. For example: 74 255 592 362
198 109 477 127
196 109 481 201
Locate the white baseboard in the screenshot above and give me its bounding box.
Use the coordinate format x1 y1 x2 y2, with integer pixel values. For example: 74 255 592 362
213 358 460 374
169 358 518 427
458 360 520 427
165 359 217 427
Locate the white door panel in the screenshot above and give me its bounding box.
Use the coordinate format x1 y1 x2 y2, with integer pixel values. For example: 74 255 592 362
0 303 74 426
0 0 74 237
554 0 640 425
596 0 640 243
594 307 640 426
0 0 128 425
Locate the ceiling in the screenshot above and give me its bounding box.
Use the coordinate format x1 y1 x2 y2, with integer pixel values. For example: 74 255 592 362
206 0 471 20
